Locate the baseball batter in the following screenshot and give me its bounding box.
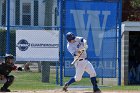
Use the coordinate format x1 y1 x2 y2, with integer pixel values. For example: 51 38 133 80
63 32 101 93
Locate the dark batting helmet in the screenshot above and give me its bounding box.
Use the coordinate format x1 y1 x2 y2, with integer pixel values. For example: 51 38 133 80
66 32 75 41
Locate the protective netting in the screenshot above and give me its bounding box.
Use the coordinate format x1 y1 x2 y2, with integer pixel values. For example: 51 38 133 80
0 0 60 90
0 0 124 91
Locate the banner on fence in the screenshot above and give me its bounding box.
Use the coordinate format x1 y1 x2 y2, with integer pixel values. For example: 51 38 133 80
16 30 59 61
64 1 118 78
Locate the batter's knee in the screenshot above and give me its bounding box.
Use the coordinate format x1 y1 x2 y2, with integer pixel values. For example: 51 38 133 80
90 72 96 78
74 76 82 82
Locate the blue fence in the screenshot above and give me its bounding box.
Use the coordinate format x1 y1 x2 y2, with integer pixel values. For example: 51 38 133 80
60 0 122 85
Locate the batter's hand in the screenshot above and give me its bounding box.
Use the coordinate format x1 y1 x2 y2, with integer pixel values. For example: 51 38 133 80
77 49 85 56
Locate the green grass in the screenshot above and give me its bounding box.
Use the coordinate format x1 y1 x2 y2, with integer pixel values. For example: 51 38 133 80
63 77 92 86
0 71 61 90
0 71 140 91
101 86 140 91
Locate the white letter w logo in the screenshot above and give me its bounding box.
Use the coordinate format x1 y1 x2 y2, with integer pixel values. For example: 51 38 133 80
71 10 110 56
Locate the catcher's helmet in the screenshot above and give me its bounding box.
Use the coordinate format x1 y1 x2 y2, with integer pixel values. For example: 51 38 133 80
5 54 14 62
66 32 75 41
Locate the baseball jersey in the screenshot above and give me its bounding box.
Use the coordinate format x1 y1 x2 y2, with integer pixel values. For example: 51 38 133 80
67 36 87 59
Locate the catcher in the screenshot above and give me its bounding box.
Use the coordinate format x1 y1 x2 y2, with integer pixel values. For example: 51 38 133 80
0 54 17 92
63 32 101 93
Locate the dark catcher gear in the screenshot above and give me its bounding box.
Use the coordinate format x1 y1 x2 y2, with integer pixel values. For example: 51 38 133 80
0 54 16 92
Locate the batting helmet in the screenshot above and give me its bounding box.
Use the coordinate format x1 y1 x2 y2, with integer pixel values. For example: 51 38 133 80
66 32 75 41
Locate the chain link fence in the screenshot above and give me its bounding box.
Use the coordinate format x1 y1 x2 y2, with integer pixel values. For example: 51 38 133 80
1 0 138 91
0 0 60 90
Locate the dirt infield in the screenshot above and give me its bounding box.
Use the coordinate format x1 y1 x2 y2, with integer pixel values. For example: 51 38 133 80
11 90 140 93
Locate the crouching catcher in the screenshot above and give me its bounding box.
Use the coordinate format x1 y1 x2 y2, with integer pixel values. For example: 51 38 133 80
0 54 17 92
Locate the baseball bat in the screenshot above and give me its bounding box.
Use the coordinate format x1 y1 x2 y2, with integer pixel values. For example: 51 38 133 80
71 49 85 65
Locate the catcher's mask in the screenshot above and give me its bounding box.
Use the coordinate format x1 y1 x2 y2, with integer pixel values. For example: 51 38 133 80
5 54 15 65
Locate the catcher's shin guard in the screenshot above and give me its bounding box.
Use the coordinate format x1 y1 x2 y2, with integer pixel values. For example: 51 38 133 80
2 75 14 91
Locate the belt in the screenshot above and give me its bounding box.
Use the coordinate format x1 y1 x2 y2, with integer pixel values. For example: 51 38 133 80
79 58 87 61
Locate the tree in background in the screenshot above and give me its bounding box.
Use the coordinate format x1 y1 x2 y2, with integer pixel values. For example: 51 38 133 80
122 0 140 21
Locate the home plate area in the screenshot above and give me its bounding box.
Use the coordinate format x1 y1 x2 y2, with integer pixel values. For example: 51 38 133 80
10 89 140 93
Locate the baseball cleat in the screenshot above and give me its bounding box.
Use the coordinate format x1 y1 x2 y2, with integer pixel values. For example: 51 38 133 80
0 87 11 92
62 83 68 92
93 88 101 93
